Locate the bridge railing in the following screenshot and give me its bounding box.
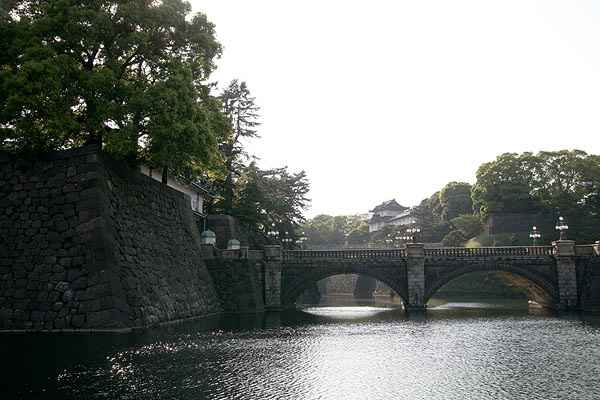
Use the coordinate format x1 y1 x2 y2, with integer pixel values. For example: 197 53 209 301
575 244 597 256
206 244 594 261
424 246 553 258
283 248 407 261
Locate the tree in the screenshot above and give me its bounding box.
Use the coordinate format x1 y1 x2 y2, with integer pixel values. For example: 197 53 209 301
370 224 405 246
346 218 370 246
216 79 260 214
1 0 224 178
530 150 600 242
530 150 600 216
232 162 310 237
439 182 473 222
441 230 467 247
301 214 369 247
450 214 482 239
412 192 451 242
471 152 542 220
472 150 600 242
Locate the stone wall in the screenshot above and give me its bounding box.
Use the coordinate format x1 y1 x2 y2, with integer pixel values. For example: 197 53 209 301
0 146 222 332
206 215 250 249
483 213 554 235
204 253 265 313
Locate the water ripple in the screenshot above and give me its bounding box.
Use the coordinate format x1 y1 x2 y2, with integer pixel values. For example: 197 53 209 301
3 307 600 399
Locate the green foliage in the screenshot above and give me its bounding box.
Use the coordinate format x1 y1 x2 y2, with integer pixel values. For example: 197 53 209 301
1 0 224 177
441 230 467 247
213 79 260 214
412 192 451 242
472 150 600 242
531 150 600 217
202 80 311 239
302 214 369 247
231 162 310 236
370 224 407 246
471 152 541 220
439 182 473 222
450 214 482 239
347 219 370 245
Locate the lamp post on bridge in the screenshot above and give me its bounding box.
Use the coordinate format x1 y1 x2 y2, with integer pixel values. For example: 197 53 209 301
267 223 279 245
555 216 569 240
397 226 421 245
405 226 421 244
529 226 541 246
281 231 293 250
295 233 307 249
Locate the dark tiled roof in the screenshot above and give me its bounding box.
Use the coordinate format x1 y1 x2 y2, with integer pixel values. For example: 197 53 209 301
369 199 408 213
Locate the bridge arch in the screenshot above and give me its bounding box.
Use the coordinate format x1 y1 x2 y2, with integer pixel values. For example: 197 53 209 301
281 263 408 308
424 262 559 307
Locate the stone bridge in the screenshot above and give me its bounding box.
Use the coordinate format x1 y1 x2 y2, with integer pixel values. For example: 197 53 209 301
249 240 599 311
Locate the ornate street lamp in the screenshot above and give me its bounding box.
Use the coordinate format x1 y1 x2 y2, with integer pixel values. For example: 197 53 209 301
295 232 307 249
267 223 279 245
385 234 394 247
281 231 293 249
529 226 541 246
405 226 421 244
555 216 569 240
397 234 410 244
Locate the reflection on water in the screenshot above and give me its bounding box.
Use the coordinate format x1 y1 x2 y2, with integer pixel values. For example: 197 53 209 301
2 297 600 400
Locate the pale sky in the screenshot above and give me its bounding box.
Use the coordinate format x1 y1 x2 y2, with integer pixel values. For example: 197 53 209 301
189 1 600 218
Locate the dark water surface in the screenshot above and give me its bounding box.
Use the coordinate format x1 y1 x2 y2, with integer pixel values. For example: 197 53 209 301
2 298 600 400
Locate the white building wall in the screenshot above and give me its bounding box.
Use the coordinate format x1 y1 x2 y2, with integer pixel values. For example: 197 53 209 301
140 164 203 214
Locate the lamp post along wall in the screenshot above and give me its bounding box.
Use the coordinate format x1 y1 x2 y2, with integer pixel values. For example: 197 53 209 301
267 223 279 245
529 226 541 246
555 216 568 241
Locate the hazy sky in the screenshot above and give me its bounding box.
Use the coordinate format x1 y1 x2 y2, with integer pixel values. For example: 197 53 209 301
189 1 600 218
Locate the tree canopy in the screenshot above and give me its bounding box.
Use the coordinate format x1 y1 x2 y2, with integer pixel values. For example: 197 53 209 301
301 214 369 248
214 79 260 214
471 152 542 220
1 0 227 178
439 182 473 222
471 150 600 242
232 162 310 233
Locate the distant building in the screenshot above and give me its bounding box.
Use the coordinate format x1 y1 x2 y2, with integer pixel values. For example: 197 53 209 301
368 199 414 233
140 164 213 218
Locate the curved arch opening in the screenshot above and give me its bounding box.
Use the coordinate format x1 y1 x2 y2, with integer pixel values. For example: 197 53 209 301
426 270 557 309
289 273 407 309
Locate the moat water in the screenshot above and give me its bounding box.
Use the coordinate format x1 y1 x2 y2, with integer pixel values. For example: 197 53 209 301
2 296 600 400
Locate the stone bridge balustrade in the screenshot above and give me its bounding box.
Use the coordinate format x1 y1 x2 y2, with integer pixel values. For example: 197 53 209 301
424 246 554 258
283 248 408 261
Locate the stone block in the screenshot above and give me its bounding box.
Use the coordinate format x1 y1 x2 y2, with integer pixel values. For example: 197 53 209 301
54 318 66 329
71 276 88 290
48 291 61 303
14 299 30 310
71 313 85 328
30 311 45 322
62 289 74 302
